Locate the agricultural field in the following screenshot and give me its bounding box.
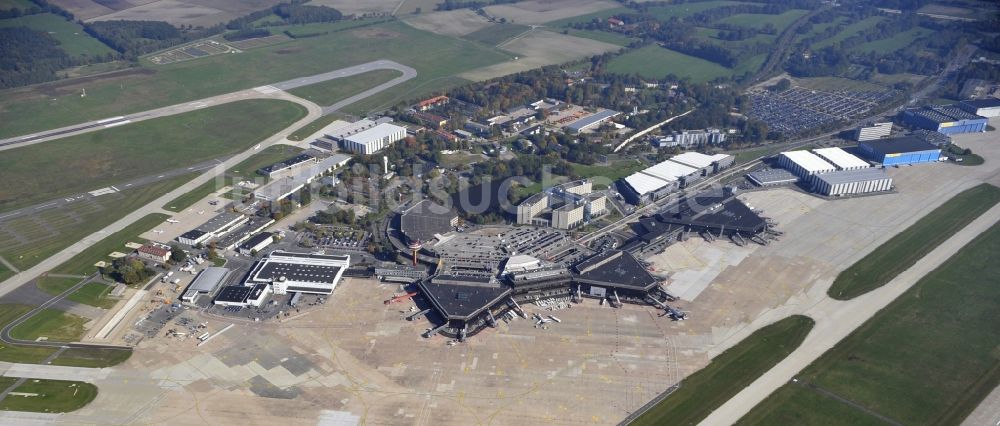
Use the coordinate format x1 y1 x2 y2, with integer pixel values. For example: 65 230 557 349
0 13 114 57
288 69 402 106
462 23 531 46
51 213 167 276
812 16 885 50
717 9 809 32
404 9 492 37
695 27 776 48
0 20 509 139
83 0 286 28
632 316 814 426
741 221 1000 425
10 308 87 342
0 176 188 272
607 45 736 83
306 0 399 16
828 183 1000 300
487 0 624 25
164 145 304 212
459 29 621 81
0 0 34 10
644 1 750 20
851 27 934 54
0 379 98 413
0 99 305 212
557 28 633 46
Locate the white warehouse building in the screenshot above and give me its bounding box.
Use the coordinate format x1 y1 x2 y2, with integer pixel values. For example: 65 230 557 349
812 147 870 171
814 168 892 196
343 123 406 155
778 151 836 184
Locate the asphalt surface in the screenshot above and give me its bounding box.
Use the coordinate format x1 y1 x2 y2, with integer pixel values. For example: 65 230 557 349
698 202 1000 425
0 60 417 152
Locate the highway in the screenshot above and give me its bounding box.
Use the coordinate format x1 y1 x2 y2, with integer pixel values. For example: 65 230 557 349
0 60 417 152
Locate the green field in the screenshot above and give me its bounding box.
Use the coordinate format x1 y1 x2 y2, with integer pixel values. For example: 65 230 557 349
571 160 645 188
828 183 1000 300
558 28 633 46
10 308 87 342
0 99 305 213
0 0 33 10
544 7 631 27
51 213 168 276
67 282 116 309
35 276 80 297
50 347 131 368
852 27 934 54
287 113 353 141
0 176 189 272
288 69 402 106
645 1 750 20
0 305 56 363
0 20 508 139
717 10 809 32
631 315 814 426
695 27 776 48
0 13 114 57
462 23 530 46
740 222 1000 425
164 145 304 212
0 379 98 413
0 264 11 284
266 18 388 38
812 16 885 50
607 45 735 83
38 275 123 310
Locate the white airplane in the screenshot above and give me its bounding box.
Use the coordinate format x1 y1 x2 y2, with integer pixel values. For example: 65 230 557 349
197 210 205 215
153 230 164 234
254 144 261 150
166 219 179 224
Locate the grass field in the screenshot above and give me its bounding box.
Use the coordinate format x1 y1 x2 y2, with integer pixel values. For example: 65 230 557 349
717 10 809 32
0 99 304 213
0 0 33 10
0 264 12 284
287 69 402 106
51 213 168 276
0 13 114 57
67 282 116 309
0 20 508 139
266 18 387 38
645 1 750 20
463 24 530 46
0 175 189 272
571 160 645 188
852 27 934 54
558 28 633 46
164 145 304 212
287 112 354 141
695 27 776 49
828 183 1000 300
35 276 80 297
740 222 1000 425
0 379 98 413
10 308 87 342
631 315 814 426
50 347 131 368
607 45 735 83
0 305 56 363
812 16 884 50
544 6 631 28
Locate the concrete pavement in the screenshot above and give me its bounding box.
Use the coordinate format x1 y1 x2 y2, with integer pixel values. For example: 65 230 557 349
698 201 1000 425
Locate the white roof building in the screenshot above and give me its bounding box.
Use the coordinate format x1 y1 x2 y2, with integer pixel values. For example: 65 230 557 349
668 152 732 169
624 173 672 196
812 147 869 170
640 160 698 183
779 151 836 174
344 123 406 155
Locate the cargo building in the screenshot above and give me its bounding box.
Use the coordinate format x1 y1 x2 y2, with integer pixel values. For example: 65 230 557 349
858 136 941 166
813 168 892 197
902 105 987 135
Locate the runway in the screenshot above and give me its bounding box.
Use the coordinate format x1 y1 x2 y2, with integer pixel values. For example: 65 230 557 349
0 60 417 152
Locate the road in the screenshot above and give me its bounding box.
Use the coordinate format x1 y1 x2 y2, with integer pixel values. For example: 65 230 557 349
698 202 1000 424
0 60 417 152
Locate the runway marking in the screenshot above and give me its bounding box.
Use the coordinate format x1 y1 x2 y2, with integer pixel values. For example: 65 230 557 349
35 202 57 210
103 120 131 128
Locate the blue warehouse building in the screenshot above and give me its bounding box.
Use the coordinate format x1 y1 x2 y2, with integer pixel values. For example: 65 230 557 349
859 136 941 166
901 105 987 135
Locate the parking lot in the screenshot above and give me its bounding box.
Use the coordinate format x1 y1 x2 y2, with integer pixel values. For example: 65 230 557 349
746 86 899 136
298 225 370 251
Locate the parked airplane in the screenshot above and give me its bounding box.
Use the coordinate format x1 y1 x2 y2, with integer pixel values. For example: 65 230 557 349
166 219 179 224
